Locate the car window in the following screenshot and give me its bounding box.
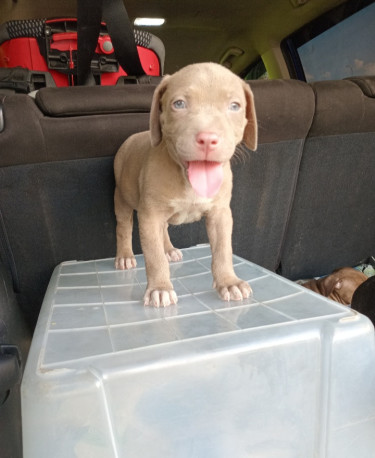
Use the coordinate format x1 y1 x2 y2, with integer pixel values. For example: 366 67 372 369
244 59 269 80
283 0 375 81
299 2 375 82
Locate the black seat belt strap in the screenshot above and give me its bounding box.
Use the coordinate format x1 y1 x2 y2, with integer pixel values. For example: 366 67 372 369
77 0 146 85
102 0 146 77
77 0 103 85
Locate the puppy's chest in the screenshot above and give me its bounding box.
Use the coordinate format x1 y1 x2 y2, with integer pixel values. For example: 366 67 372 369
168 195 213 225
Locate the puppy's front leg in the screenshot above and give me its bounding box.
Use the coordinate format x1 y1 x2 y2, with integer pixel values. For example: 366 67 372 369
163 223 183 262
114 188 137 270
138 212 177 307
206 207 252 301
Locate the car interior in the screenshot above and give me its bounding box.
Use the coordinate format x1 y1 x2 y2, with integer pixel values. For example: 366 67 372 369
0 0 374 456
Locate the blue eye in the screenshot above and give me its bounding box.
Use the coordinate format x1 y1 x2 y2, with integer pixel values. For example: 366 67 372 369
172 99 187 109
229 102 241 111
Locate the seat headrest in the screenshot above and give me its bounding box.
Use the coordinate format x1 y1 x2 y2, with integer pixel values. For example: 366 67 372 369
347 76 375 98
35 85 157 117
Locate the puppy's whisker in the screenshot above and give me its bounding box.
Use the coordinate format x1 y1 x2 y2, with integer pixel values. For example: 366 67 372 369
232 143 250 164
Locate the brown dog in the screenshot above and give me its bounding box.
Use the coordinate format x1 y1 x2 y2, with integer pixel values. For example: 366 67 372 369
302 267 368 305
114 63 257 307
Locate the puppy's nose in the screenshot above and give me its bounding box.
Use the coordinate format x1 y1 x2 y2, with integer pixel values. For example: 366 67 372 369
196 132 219 154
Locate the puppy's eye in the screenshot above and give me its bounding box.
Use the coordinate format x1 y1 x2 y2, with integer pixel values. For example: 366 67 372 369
229 102 241 111
172 100 187 110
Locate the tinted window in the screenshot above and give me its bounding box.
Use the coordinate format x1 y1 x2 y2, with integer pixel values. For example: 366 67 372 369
244 59 269 80
298 2 375 82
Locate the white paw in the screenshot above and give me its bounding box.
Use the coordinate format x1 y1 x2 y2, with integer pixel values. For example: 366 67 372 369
115 256 137 270
144 289 178 307
165 248 183 262
218 280 252 301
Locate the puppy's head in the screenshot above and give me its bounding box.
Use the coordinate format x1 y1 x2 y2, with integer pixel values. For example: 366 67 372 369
321 267 368 305
150 62 257 156
149 63 257 198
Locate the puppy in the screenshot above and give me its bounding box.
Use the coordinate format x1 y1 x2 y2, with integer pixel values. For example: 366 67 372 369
302 267 368 305
114 62 258 307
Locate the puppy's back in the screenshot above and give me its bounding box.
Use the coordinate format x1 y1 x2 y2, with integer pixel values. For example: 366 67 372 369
114 131 152 209
114 131 151 179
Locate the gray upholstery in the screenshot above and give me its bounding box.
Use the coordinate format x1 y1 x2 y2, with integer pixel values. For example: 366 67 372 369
35 85 156 117
232 79 314 269
280 77 375 280
0 86 155 326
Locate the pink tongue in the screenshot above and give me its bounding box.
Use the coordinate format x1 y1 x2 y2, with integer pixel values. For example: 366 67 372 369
187 161 223 198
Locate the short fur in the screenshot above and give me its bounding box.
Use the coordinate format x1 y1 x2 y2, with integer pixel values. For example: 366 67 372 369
302 267 367 305
114 63 257 306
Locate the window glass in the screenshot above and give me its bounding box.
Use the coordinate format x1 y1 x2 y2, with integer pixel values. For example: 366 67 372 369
297 2 375 82
244 59 268 80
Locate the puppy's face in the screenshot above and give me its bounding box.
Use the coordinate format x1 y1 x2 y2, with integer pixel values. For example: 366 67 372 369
151 63 257 159
150 63 257 197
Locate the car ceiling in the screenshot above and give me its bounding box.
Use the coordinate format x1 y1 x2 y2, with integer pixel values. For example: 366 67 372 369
0 0 348 75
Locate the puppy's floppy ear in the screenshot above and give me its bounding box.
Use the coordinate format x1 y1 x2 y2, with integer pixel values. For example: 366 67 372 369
242 82 258 151
150 75 170 147
321 273 342 297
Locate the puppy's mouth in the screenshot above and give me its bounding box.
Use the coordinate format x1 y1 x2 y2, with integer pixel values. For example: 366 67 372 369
186 160 223 198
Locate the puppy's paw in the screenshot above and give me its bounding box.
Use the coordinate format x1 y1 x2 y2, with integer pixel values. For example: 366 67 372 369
115 256 137 270
217 279 252 302
144 289 178 307
165 248 183 263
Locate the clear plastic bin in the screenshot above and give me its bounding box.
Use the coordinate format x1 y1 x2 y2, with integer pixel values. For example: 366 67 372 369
22 245 375 457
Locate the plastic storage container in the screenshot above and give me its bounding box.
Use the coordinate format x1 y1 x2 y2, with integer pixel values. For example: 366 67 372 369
22 245 375 457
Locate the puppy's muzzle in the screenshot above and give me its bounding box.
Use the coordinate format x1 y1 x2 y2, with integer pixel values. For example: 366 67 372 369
195 131 220 157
